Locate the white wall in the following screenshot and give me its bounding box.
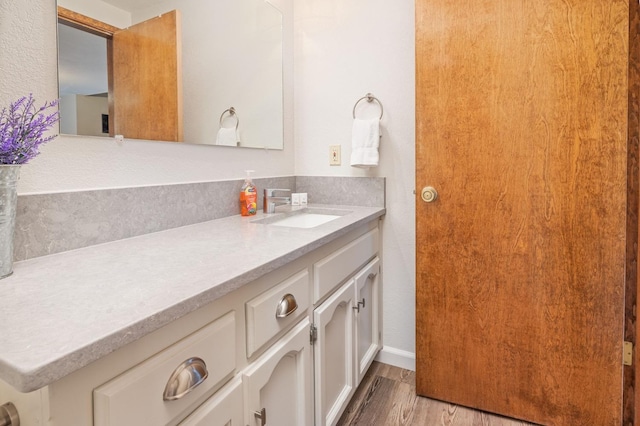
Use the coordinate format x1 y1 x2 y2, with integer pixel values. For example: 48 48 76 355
59 95 109 137
294 0 415 366
294 0 416 366
75 95 109 137
0 0 294 194
59 95 79 135
0 0 416 368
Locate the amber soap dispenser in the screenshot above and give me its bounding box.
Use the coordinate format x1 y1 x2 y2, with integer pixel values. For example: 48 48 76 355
240 170 257 216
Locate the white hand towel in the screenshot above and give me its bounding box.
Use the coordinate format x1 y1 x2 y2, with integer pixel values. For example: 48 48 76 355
350 118 380 168
216 127 239 146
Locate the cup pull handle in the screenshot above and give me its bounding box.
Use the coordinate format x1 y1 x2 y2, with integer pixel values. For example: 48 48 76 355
275 293 298 318
163 357 209 401
0 402 19 426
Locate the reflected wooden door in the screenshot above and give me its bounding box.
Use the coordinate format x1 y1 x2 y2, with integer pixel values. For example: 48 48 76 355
415 1 629 424
112 10 183 142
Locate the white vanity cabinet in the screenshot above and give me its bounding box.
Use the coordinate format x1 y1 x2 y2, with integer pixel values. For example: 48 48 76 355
178 377 244 426
312 229 381 426
312 259 381 426
354 257 380 385
93 311 237 426
313 279 357 426
0 220 381 426
245 269 310 358
243 318 313 426
181 319 313 426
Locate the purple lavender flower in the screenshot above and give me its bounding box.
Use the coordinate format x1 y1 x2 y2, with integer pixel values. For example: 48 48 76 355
0 94 60 165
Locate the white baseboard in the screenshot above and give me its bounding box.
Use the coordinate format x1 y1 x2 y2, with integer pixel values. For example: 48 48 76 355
375 346 416 371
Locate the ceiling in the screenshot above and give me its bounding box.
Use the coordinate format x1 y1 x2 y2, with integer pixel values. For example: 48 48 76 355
100 0 161 13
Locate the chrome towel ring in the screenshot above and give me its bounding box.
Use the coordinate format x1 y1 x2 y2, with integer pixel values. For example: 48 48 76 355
352 93 383 119
219 107 239 130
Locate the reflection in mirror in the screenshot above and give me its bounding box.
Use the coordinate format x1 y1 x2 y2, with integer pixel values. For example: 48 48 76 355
57 23 110 137
56 0 284 150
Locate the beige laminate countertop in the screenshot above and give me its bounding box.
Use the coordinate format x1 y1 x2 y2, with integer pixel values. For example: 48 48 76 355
0 204 385 392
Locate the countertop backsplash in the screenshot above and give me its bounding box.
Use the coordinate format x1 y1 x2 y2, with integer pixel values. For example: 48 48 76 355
13 176 385 261
295 176 385 207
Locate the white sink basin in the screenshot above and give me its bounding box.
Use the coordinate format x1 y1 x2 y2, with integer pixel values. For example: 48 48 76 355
269 213 341 228
252 208 351 229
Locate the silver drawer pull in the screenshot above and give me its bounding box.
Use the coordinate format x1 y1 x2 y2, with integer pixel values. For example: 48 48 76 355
163 357 209 401
254 407 267 426
0 402 19 426
275 293 298 318
368 272 377 280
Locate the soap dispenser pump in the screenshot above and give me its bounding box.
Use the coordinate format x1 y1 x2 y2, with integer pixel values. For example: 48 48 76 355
240 170 257 216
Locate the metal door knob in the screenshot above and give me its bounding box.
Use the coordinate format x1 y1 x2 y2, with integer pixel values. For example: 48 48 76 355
421 186 438 203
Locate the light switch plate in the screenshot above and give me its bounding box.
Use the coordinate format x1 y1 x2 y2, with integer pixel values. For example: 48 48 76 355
329 145 341 166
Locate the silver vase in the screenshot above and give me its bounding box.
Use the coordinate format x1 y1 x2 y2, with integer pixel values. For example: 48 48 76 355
0 165 20 279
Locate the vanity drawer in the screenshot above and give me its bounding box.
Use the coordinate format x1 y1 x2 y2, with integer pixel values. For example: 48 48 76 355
246 269 309 357
313 228 379 303
94 311 236 426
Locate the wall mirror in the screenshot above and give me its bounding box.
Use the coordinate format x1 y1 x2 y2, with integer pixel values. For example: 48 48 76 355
56 0 284 150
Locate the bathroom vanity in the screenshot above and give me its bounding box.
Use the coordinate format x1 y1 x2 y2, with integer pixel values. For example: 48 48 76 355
0 204 384 426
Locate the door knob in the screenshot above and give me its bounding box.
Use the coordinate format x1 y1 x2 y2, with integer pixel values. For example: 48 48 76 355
421 186 438 203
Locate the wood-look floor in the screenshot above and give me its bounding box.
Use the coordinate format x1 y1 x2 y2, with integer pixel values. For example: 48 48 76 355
338 362 537 426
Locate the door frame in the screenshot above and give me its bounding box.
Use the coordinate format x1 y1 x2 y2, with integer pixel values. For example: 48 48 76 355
630 2 640 425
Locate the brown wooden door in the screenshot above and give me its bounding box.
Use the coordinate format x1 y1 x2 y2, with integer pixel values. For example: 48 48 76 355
415 1 629 425
112 10 183 142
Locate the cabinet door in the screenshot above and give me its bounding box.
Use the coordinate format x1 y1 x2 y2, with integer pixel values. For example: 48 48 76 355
179 377 243 426
313 279 356 426
354 257 381 384
243 318 313 426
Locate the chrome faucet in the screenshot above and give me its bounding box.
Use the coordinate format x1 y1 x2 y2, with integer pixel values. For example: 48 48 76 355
263 188 291 213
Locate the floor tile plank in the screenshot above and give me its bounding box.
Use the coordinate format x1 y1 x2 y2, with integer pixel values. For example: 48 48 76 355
338 362 537 426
